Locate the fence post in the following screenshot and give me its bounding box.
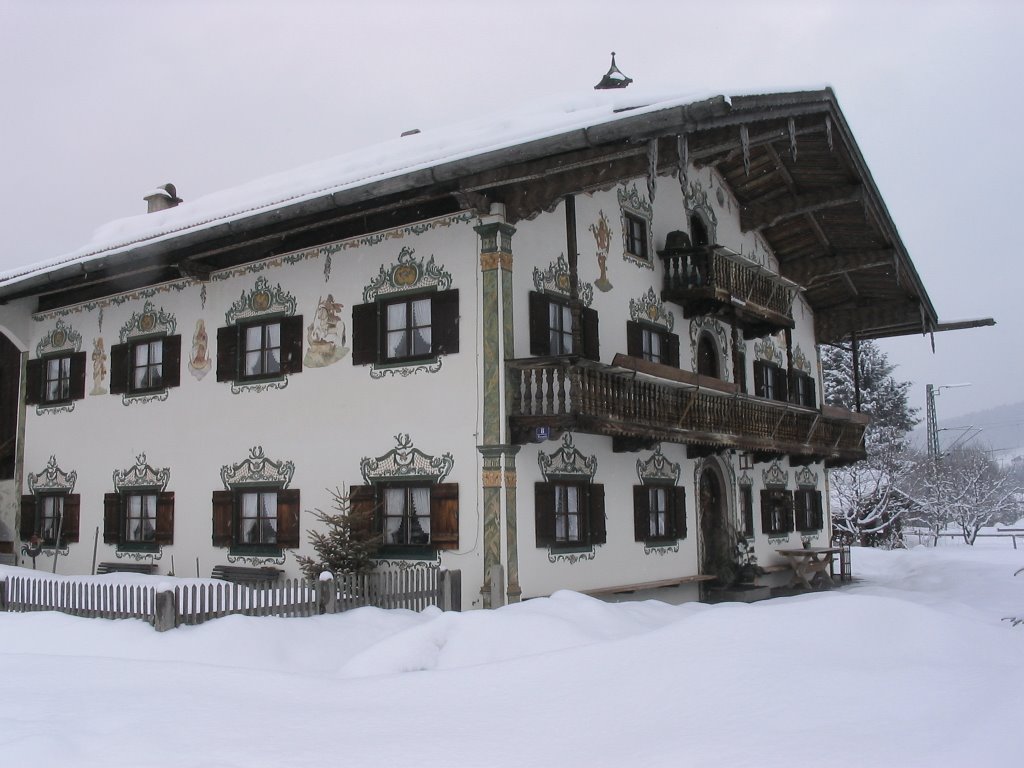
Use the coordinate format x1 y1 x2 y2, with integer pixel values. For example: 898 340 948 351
153 588 177 632
317 571 336 615
489 564 505 609
439 569 461 612
0 577 6 612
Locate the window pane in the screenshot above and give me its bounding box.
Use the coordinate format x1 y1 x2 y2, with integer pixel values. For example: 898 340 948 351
245 326 263 353
265 323 280 349
410 487 430 544
134 344 149 367
386 303 406 333
412 326 431 356
387 330 407 359
264 348 280 375
411 299 431 327
245 350 262 376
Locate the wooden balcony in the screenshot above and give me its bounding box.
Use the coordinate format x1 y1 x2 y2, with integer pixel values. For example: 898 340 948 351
660 245 797 338
508 355 868 466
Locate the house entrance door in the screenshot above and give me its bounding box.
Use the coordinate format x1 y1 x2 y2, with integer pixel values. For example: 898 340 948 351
698 465 728 583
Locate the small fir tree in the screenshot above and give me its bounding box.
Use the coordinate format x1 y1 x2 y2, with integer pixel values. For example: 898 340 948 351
295 487 381 579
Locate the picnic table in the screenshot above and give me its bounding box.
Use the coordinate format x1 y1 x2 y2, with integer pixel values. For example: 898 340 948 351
775 547 841 589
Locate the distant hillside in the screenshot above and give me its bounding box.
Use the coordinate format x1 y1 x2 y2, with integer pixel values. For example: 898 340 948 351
910 399 1024 462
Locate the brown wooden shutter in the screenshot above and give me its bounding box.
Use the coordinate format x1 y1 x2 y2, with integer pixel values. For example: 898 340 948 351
753 361 767 398
534 482 555 547
430 483 459 550
212 490 234 547
626 321 643 358
632 485 648 541
348 485 378 538
279 316 304 375
276 488 301 548
672 486 687 539
794 490 808 531
806 377 817 408
155 491 175 545
62 494 80 543
783 491 795 532
588 483 606 545
665 331 681 368
216 325 239 382
109 343 129 395
69 352 87 401
162 335 182 389
812 491 824 530
432 290 460 356
528 292 550 356
580 306 600 362
103 493 121 544
351 303 378 365
19 494 36 539
760 489 774 533
24 359 42 405
774 367 789 402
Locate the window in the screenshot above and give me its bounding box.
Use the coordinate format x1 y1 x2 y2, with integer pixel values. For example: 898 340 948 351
626 321 679 367
216 316 303 384
211 488 301 551
110 336 182 395
753 361 789 402
104 491 175 549
736 350 748 395
790 371 817 408
25 352 87 406
740 486 755 538
534 481 606 548
624 213 649 261
349 483 460 552
352 290 459 367
19 492 81 546
760 489 794 535
696 333 720 378
689 213 710 247
528 292 600 360
632 483 687 543
794 489 824 532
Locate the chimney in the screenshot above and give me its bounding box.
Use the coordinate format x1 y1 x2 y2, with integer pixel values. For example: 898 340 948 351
144 183 182 213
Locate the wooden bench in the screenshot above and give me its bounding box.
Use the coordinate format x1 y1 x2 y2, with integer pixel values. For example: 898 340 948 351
584 574 716 597
211 565 282 586
96 561 156 575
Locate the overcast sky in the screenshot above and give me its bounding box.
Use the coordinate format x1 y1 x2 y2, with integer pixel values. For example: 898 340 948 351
1 0 1021 427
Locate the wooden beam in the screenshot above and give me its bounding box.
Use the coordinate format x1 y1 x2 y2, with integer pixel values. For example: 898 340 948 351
781 249 895 285
690 123 827 166
740 185 863 231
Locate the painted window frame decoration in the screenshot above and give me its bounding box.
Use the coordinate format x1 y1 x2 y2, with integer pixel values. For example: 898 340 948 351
109 301 182 405
529 254 599 360
212 446 300 565
794 467 824 535
20 456 80 556
684 179 719 247
535 434 605 560
753 336 788 402
633 446 686 553
216 276 303 394
617 184 654 269
627 288 679 368
25 320 86 414
789 345 817 409
689 317 730 381
104 454 173 559
760 462 794 541
353 433 459 558
351 247 458 379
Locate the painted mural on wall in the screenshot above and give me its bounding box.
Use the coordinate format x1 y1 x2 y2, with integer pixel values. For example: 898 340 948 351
689 316 730 378
359 433 454 485
629 287 674 330
533 254 595 307
90 338 108 395
589 209 613 292
636 446 682 557
754 335 786 366
617 183 654 270
792 345 812 374
683 178 719 246
188 319 212 380
112 454 171 561
118 301 177 405
225 277 297 394
304 294 349 368
219 446 295 566
34 320 83 414
22 456 76 560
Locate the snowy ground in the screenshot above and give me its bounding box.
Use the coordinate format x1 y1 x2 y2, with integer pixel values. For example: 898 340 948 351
2 544 1021 768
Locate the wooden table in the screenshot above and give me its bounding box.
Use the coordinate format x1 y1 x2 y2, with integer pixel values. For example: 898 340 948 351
775 547 841 589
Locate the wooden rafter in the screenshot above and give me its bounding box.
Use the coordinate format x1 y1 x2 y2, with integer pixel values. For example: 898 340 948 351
740 185 863 232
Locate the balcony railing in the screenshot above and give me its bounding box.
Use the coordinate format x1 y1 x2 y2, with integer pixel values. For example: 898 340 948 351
660 245 797 337
508 356 868 466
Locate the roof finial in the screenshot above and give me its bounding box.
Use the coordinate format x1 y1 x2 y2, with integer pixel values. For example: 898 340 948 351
594 51 633 90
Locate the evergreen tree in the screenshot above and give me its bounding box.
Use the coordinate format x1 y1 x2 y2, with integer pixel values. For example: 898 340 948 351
295 487 381 579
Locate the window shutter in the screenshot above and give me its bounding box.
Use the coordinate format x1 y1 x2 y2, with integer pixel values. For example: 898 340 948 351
279 316 304 375
162 335 182 388
783 491 795 532
430 482 459 550
806 377 817 408
632 485 649 542
62 493 80 543
626 321 643 358
665 331 681 368
69 352 87 401
794 490 808 531
211 490 234 547
753 361 766 397
216 325 239 382
155 491 175 545
109 343 129 395
19 494 36 539
528 291 550 356
812 491 823 530
432 290 460 356
534 482 555 547
588 483 606 544
24 359 43 405
276 488 301 548
103 493 121 544
672 486 687 539
774 367 789 402
348 485 378 538
351 303 378 365
760 489 774 533
581 306 600 362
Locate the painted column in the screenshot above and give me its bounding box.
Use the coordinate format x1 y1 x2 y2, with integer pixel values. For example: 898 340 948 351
475 213 516 608
503 445 522 603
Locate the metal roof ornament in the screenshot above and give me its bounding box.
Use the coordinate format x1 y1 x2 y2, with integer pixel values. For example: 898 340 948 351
594 52 632 90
